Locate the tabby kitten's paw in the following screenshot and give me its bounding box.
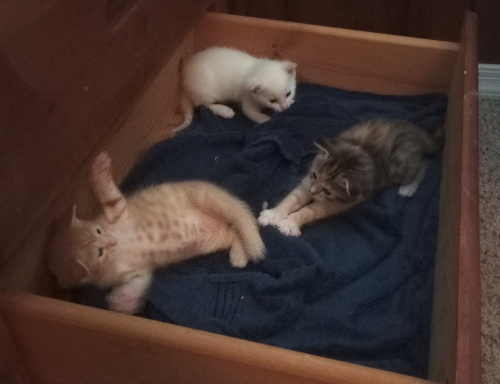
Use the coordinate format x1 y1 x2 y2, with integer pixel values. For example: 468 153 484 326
277 218 301 237
398 184 418 197
258 209 285 227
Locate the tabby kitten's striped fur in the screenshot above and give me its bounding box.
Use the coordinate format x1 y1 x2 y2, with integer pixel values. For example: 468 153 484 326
259 118 444 236
47 152 265 314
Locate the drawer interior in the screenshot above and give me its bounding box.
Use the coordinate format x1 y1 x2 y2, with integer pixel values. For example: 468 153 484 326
0 11 479 384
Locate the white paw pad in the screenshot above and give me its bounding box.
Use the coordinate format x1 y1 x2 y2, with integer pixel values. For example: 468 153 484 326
398 183 419 197
258 209 284 227
277 218 301 237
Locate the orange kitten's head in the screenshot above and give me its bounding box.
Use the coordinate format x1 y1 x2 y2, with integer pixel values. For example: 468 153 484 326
46 206 118 289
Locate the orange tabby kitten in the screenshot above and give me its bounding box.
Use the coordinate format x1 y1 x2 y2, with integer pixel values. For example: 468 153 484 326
47 152 265 314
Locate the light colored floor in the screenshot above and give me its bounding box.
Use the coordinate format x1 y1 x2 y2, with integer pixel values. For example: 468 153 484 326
479 98 500 384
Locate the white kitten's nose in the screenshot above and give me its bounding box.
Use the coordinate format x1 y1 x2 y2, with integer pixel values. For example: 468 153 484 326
279 102 289 111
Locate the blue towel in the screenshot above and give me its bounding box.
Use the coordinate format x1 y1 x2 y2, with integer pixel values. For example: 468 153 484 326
81 83 446 378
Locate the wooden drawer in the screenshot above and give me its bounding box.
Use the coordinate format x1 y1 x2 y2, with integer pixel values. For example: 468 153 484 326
0 3 479 384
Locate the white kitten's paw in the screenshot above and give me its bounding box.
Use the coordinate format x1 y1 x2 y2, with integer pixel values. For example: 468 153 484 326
277 218 301 237
258 209 285 227
107 289 143 315
208 104 235 119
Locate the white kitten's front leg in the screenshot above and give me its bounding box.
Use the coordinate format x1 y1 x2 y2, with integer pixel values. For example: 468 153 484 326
107 272 152 315
241 99 271 124
207 103 235 119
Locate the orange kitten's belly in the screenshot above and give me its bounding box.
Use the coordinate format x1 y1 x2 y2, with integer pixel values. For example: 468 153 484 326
114 211 234 269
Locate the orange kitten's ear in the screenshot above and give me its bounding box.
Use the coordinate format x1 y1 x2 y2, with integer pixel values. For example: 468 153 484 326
71 205 80 226
45 214 90 289
75 259 91 284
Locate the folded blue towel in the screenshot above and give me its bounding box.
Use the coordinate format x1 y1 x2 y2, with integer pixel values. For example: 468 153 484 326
81 83 446 378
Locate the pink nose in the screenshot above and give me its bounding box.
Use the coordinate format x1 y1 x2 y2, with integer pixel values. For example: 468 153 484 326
279 102 289 111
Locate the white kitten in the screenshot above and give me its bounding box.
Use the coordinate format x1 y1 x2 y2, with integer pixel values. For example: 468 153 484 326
175 47 297 131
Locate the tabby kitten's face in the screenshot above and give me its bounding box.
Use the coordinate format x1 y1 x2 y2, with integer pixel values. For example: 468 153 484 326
308 140 375 203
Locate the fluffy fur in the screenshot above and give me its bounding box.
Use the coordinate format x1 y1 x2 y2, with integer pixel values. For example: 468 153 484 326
47 152 265 314
259 118 444 236
175 47 297 131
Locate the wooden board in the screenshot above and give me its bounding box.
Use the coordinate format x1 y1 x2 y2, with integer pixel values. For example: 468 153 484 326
224 0 471 41
0 0 212 274
0 292 438 384
428 11 481 384
0 10 479 384
194 13 459 95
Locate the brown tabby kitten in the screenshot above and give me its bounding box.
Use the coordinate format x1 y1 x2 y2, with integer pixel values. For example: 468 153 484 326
47 152 265 314
258 118 444 236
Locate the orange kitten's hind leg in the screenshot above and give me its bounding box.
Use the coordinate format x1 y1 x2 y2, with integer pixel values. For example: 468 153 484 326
229 237 250 268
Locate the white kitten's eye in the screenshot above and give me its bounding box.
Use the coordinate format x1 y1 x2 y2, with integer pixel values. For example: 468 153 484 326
98 248 104 257
286 91 291 97
270 98 278 104
96 227 102 235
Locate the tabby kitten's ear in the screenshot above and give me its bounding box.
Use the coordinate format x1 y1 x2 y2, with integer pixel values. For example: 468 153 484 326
342 174 367 201
313 141 329 159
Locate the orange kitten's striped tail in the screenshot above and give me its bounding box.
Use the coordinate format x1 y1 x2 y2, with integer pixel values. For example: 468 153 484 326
173 92 194 132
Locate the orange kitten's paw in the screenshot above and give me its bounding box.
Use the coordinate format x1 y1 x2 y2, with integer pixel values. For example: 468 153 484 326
277 218 301 237
107 288 143 315
258 209 285 227
92 152 112 176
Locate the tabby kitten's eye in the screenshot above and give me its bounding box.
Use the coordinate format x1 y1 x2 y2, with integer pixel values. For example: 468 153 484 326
270 98 277 103
311 171 317 180
322 188 332 196
98 248 104 257
286 91 291 97
96 228 102 235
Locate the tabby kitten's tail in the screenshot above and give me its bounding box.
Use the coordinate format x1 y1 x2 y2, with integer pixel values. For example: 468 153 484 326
420 125 445 154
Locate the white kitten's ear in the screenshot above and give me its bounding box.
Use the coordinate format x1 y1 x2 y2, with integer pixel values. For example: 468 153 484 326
314 141 329 158
284 62 297 77
248 81 260 93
